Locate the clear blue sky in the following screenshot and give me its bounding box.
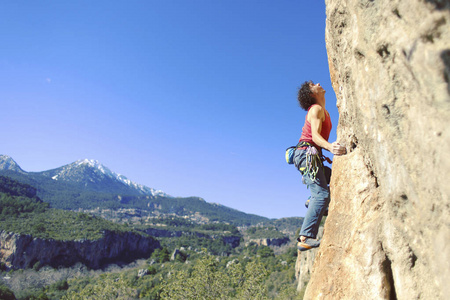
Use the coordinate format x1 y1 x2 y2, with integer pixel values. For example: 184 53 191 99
1 1 340 219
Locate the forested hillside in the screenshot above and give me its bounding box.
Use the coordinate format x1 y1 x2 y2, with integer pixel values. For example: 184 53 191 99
0 176 302 299
0 157 269 226
0 176 140 241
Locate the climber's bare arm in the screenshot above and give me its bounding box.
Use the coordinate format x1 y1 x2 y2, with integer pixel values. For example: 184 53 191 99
309 105 346 155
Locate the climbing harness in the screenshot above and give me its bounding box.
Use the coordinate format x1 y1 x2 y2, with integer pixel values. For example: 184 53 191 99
286 141 332 182
296 141 331 182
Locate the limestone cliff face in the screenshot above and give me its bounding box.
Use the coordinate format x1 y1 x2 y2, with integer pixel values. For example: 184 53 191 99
304 1 450 299
0 230 160 269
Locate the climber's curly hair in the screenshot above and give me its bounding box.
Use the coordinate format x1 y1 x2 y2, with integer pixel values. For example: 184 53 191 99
297 80 316 111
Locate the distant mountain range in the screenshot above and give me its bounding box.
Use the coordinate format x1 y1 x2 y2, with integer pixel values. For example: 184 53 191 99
0 155 26 173
0 155 167 197
0 155 268 226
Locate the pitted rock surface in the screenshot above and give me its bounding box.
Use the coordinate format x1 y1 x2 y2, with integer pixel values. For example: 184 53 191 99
302 1 450 299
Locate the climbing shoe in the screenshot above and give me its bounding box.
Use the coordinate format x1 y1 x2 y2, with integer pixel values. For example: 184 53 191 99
297 238 321 251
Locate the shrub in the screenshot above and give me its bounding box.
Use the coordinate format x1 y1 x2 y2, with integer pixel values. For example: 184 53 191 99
0 262 7 271
257 246 275 258
0 284 15 300
53 280 69 291
160 254 268 299
147 266 157 275
32 261 42 271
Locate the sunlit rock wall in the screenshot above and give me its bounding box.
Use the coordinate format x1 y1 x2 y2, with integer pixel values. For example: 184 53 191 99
304 1 450 299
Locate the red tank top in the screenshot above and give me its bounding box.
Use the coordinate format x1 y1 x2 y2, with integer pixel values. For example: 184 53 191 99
299 104 332 149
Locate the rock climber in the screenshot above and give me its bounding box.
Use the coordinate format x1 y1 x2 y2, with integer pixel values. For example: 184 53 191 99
294 81 346 251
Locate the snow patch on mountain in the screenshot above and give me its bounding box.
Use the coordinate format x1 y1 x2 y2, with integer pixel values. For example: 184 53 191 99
72 159 170 197
0 155 169 198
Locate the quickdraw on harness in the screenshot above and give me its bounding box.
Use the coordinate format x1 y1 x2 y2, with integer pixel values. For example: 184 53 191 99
297 141 332 182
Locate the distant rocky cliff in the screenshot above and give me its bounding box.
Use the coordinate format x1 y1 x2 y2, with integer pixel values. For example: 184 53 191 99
248 237 290 247
144 227 242 248
302 1 450 299
0 230 160 270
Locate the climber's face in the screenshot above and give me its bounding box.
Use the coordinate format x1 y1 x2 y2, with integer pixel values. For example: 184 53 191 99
310 82 326 97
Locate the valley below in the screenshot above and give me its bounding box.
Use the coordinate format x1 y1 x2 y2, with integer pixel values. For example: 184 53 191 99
0 155 303 299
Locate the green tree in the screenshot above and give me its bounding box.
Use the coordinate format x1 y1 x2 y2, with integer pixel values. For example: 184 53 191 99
62 274 137 300
161 255 231 300
32 261 42 271
161 255 268 300
150 247 171 263
274 284 299 300
0 262 7 271
158 247 170 263
225 259 269 300
234 260 268 300
257 246 275 258
0 284 15 300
